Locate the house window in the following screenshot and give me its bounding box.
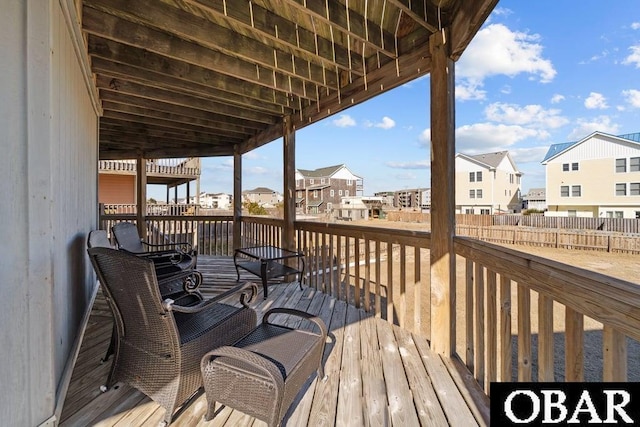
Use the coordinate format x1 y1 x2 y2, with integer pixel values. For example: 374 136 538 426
296 179 301 188
313 190 318 198
568 210 577 217
310 179 314 184
321 178 325 184
469 172 475 182
572 162 579 171
616 158 627 173
616 183 627 196
327 202 333 211
606 211 613 218
571 185 581 197
562 163 570 172
560 186 570 197
347 179 352 185
345 190 349 196
477 189 483 198
509 174 514 184
636 211 640 219
465 209 473 214
330 189 335 197
480 209 490 215
476 171 482 182
469 189 475 199
631 183 640 196
631 157 640 172
339 190 343 196
615 211 624 218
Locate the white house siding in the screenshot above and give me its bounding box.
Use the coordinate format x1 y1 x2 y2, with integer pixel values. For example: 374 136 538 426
1 1 98 424
545 135 640 217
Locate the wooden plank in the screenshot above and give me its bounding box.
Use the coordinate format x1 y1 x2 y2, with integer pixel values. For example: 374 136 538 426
335 305 364 425
399 244 406 328
565 307 584 382
364 239 371 312
376 322 420 426
500 276 512 382
375 241 382 318
358 313 388 426
466 258 475 373
414 338 479 427
394 327 449 425
538 294 555 381
517 283 532 381
354 237 361 308
486 270 497 393
414 246 422 336
442 355 490 427
603 325 627 381
474 262 485 389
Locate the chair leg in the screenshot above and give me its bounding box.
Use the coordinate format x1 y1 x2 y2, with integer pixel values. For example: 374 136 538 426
101 325 116 363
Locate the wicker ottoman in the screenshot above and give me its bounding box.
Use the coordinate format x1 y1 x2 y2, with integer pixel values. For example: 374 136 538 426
201 308 327 427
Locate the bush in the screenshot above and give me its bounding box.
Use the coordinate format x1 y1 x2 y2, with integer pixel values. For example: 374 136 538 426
244 201 268 215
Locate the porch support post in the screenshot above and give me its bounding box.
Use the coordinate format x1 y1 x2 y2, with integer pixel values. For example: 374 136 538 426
136 155 147 239
429 29 456 356
283 116 296 251
233 146 242 250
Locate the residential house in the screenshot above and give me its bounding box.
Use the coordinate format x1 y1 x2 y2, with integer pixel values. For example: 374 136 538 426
243 187 283 207
194 192 232 209
336 196 369 221
522 188 547 212
296 164 363 214
455 151 523 214
99 158 201 205
542 131 640 218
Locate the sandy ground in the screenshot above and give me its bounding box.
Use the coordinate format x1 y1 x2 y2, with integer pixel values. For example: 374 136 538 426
343 218 640 381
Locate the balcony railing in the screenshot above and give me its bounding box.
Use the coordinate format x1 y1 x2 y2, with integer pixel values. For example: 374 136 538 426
98 157 201 177
97 214 640 390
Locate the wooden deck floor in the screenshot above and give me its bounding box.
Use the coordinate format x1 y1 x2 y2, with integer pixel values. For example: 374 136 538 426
60 256 488 426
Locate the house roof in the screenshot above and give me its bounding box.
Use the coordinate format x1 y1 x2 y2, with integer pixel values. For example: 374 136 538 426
457 151 521 173
80 0 497 160
524 188 546 200
542 131 640 163
297 164 345 178
243 187 277 194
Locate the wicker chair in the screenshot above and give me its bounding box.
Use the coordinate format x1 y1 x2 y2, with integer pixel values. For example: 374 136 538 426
112 221 197 270
88 230 204 362
87 247 258 426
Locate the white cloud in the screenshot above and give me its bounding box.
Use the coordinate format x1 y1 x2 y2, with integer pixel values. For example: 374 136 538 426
567 116 620 140
247 166 270 175
456 23 556 96
551 94 565 104
484 102 569 129
632 22 640 30
623 45 640 68
455 82 486 101
365 116 396 129
456 123 545 153
509 146 551 163
333 114 356 127
584 92 609 109
623 89 640 108
418 128 430 146
386 160 429 169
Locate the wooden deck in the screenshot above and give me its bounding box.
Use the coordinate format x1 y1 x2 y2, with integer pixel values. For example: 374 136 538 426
59 256 488 426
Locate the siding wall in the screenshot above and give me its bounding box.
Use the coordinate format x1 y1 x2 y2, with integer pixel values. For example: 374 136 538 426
0 1 98 424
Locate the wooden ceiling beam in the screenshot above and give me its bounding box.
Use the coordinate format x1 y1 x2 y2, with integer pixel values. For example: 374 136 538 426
83 5 319 101
101 102 256 136
177 0 365 76
99 118 245 143
95 75 277 125
88 36 297 109
386 0 439 33
99 127 241 145
84 0 339 90
99 144 236 160
276 0 397 58
450 0 498 60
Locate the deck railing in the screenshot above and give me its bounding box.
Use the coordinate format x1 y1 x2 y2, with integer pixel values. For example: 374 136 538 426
97 214 640 391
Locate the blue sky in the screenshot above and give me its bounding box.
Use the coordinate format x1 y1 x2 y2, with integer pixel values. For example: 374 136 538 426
150 1 640 200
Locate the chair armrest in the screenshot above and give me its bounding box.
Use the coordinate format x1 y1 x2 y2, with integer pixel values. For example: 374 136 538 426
163 282 258 313
201 345 285 396
157 269 202 293
262 308 328 339
141 240 193 253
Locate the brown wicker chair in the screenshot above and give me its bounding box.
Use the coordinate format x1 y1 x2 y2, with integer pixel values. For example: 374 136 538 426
87 247 258 426
112 221 197 270
88 230 204 362
201 307 327 427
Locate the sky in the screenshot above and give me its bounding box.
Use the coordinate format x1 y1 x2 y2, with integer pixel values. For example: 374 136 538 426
149 1 640 201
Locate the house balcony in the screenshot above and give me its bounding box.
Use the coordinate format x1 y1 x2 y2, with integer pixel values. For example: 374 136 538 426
99 157 201 187
59 215 640 425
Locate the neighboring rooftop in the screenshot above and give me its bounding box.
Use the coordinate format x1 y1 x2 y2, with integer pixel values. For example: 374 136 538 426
542 132 640 162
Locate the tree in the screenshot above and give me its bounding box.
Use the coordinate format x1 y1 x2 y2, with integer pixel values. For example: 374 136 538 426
148 197 157 204
244 201 267 215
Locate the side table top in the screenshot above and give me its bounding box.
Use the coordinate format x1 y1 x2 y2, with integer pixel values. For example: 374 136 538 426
235 245 302 261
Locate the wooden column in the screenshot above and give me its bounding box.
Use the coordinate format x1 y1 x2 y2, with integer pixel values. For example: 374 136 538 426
136 155 147 239
283 116 296 251
429 29 456 356
233 146 242 250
